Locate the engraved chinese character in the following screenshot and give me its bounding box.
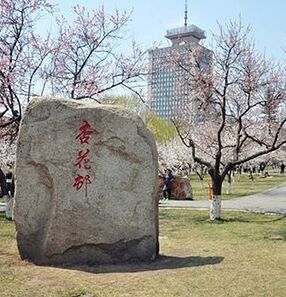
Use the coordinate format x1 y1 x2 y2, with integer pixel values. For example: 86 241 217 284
73 174 92 191
74 148 92 169
75 120 96 145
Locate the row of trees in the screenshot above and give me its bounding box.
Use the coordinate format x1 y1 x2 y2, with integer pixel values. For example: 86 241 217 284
165 21 286 219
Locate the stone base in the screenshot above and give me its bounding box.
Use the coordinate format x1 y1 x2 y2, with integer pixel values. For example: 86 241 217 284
17 235 158 266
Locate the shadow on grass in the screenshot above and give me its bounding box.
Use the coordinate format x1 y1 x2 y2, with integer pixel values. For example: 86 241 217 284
220 214 286 224
57 255 224 274
186 213 286 224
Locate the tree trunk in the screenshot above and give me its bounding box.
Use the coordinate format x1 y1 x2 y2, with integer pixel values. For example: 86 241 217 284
210 195 221 220
226 183 231 194
226 172 232 194
0 168 8 196
5 195 13 220
210 175 222 220
200 179 205 190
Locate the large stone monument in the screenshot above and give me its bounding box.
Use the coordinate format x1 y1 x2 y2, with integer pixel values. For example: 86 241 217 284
14 97 159 265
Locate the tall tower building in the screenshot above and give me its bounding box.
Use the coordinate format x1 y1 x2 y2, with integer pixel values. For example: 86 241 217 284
149 2 210 120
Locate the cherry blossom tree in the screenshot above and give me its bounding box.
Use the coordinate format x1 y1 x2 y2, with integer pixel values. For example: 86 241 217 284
0 136 16 170
170 21 286 220
0 2 148 185
0 122 16 219
192 163 208 190
47 5 147 102
0 2 148 139
0 1 54 207
0 0 54 137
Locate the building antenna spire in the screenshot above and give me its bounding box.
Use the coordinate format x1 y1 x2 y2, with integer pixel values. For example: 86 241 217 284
184 0 188 28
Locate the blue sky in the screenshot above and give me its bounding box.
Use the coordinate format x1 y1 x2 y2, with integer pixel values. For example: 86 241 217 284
49 0 286 61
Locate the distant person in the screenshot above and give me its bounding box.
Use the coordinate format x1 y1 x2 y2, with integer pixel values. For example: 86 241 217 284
5 171 14 220
6 172 14 197
280 163 285 174
162 168 175 200
259 162 266 174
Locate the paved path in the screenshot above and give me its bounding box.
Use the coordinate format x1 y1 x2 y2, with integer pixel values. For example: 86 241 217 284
160 182 286 215
1 183 286 215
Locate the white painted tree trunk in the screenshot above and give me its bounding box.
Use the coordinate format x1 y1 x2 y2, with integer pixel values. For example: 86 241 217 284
4 194 13 220
210 195 221 220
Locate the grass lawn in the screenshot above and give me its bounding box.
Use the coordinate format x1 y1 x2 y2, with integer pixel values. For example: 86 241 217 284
0 210 285 297
190 171 286 200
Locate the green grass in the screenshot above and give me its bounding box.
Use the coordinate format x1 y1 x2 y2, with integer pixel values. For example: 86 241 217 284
190 170 286 200
0 210 285 297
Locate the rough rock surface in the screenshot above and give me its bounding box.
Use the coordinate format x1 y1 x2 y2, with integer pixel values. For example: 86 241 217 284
14 97 159 265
